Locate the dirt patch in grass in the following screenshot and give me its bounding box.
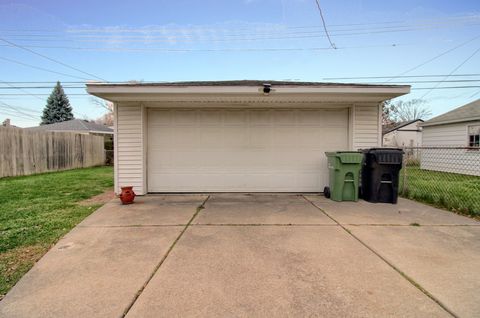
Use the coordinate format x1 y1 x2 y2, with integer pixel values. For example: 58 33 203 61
0 244 48 300
78 189 115 206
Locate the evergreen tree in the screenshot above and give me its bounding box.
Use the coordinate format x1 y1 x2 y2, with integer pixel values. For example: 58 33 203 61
41 81 74 125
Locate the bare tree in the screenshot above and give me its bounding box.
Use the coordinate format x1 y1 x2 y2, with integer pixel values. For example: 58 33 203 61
382 99 432 129
91 97 114 126
390 99 432 122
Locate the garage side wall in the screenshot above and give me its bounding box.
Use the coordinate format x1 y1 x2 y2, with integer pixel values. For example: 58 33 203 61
114 103 146 194
352 103 381 150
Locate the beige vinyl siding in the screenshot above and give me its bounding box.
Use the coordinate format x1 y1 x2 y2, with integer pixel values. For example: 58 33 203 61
353 104 380 150
421 121 480 176
113 102 384 193
115 103 146 194
422 122 469 146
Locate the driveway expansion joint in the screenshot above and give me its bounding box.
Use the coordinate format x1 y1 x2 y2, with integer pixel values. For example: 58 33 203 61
78 224 188 228
301 195 458 318
192 223 339 226
121 195 210 318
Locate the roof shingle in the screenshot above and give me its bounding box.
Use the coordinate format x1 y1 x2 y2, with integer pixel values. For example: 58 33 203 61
422 99 480 126
27 119 113 134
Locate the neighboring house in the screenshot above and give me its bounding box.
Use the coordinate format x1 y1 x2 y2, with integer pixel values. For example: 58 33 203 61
27 119 113 138
382 119 423 147
420 99 480 176
87 80 409 194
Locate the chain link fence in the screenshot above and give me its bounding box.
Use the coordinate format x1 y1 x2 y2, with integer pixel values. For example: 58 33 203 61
400 146 480 217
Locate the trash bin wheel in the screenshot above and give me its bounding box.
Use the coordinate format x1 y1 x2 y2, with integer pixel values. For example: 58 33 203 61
323 186 331 198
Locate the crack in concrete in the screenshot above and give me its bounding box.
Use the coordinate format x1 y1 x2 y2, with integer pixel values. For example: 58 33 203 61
121 195 210 318
301 195 458 318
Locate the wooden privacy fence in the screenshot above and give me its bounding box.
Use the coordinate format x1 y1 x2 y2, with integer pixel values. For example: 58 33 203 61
0 126 105 178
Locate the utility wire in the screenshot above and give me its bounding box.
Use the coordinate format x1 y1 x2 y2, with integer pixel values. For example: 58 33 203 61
4 74 480 84
5 21 480 45
1 86 480 97
0 37 107 81
7 19 477 40
0 56 91 80
420 47 480 99
323 73 480 79
0 43 405 53
0 101 38 119
0 79 44 101
2 14 478 33
0 110 38 121
5 79 480 89
383 34 480 83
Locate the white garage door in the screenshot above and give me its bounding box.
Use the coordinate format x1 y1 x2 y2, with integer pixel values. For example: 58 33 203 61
147 108 349 192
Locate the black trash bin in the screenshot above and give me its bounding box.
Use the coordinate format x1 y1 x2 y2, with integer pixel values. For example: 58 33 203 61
361 148 403 204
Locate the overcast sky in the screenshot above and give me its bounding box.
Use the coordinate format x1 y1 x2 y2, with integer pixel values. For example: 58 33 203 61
1 0 479 127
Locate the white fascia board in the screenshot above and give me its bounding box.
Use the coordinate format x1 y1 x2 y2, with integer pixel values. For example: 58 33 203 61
87 84 410 95
86 84 410 104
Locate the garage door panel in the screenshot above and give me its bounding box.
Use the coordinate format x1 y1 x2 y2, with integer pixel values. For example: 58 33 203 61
147 108 348 192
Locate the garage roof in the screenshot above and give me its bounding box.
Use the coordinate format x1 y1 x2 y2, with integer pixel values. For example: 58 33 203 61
86 80 410 103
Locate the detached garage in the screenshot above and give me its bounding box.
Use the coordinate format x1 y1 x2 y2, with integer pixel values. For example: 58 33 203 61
87 81 409 194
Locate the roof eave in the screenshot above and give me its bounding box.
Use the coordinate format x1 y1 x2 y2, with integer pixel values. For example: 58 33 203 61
86 84 410 103
421 116 480 127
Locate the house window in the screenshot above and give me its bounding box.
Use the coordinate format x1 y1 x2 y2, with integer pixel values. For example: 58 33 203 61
468 125 480 148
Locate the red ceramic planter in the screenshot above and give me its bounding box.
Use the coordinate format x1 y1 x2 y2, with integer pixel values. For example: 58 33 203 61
119 186 136 204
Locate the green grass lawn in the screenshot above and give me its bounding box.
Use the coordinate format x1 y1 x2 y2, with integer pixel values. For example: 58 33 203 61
400 166 480 217
0 166 113 299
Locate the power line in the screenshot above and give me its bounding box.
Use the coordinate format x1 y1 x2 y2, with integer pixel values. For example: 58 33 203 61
4 21 480 45
5 79 480 89
0 38 107 81
420 47 480 98
323 73 480 80
383 34 480 83
0 86 480 97
0 42 408 53
0 101 38 119
6 14 474 36
64 19 480 39
0 79 44 101
2 14 478 33
314 0 336 49
0 56 91 80
0 102 41 115
0 110 38 121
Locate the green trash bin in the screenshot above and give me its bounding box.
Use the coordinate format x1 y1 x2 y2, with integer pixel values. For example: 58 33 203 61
324 151 363 202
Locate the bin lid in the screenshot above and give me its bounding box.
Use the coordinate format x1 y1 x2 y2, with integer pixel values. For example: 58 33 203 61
325 151 363 164
364 148 403 164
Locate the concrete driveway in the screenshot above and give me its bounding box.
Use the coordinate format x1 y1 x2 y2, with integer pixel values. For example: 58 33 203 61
1 194 479 318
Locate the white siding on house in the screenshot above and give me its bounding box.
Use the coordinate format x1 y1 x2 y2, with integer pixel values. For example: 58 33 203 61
114 102 384 194
353 104 381 150
421 121 480 176
115 103 146 194
422 122 469 146
383 121 422 147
